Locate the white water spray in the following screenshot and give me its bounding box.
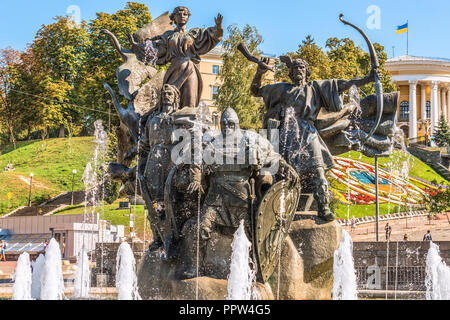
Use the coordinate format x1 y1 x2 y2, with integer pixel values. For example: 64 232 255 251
227 220 255 300
40 238 65 300
425 242 450 300
12 252 32 300
116 241 141 300
73 247 91 298
31 254 44 299
333 230 358 300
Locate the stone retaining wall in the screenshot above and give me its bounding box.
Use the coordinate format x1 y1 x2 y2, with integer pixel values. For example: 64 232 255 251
353 241 450 291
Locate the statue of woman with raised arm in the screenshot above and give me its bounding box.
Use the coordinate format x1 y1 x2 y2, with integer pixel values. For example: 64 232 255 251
129 7 223 109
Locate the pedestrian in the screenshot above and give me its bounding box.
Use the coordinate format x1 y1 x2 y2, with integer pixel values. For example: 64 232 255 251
403 234 409 241
350 216 357 232
43 239 48 254
0 240 6 262
385 223 392 241
423 230 433 241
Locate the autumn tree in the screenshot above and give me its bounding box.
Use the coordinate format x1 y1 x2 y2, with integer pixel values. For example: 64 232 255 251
0 48 22 146
32 16 91 137
214 24 266 130
81 2 152 131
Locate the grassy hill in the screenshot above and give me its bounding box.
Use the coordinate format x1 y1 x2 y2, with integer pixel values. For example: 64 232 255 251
0 137 95 214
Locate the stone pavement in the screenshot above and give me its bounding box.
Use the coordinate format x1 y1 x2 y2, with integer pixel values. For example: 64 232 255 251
344 214 450 242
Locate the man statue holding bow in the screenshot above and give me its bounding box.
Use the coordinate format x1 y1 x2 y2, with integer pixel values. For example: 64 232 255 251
250 55 381 221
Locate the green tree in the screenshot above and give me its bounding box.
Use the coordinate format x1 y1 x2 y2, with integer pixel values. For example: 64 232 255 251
434 115 450 147
214 24 265 130
0 48 22 146
32 16 91 137
276 35 331 82
7 48 46 140
276 36 395 96
81 2 152 131
423 186 450 216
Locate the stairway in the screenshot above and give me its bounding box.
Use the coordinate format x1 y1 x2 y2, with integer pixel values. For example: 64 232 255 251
407 146 450 182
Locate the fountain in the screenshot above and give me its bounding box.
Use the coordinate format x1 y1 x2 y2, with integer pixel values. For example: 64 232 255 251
40 238 65 300
12 252 32 300
116 241 141 300
30 254 44 299
425 242 450 300
227 220 255 300
73 247 91 299
333 230 358 300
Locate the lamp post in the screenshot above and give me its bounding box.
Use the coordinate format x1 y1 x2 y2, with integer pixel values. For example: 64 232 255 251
71 169 77 205
375 157 379 242
28 173 34 207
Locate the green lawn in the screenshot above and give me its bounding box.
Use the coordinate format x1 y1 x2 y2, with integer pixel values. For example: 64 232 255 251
0 137 95 214
54 200 152 240
338 150 448 185
333 202 415 220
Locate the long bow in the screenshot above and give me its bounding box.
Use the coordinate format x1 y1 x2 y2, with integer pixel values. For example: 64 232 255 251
339 14 384 146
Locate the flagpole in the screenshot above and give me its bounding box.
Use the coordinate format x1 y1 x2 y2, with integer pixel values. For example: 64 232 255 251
407 20 409 55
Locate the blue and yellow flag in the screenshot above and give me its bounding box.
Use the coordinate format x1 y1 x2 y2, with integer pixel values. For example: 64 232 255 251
396 23 408 34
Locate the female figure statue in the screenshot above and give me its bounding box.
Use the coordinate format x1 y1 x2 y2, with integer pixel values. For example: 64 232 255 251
130 7 223 108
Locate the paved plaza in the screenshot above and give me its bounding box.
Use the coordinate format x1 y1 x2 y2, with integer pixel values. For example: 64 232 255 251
345 214 450 242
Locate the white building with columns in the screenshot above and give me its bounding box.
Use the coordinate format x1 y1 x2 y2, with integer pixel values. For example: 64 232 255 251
385 55 450 141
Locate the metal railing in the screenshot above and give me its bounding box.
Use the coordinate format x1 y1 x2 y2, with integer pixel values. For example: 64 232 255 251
356 266 426 291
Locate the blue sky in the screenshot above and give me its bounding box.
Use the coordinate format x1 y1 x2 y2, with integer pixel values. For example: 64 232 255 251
0 0 449 59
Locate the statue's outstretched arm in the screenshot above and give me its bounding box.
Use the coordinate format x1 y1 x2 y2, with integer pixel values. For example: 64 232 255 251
337 68 382 93
100 29 127 62
251 57 271 97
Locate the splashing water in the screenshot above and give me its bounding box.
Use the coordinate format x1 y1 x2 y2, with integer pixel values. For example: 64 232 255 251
73 247 91 298
40 239 65 300
227 220 255 300
333 230 358 300
116 242 141 300
30 254 45 299
425 242 450 300
12 252 32 300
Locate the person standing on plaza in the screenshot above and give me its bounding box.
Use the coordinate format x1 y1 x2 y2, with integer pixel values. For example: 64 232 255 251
385 223 392 241
423 230 433 241
0 240 6 261
350 216 357 232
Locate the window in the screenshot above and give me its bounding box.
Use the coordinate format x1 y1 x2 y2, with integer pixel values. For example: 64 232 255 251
426 101 431 119
212 86 219 99
399 101 409 121
212 65 220 75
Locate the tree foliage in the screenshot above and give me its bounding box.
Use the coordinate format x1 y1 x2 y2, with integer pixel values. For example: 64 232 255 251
275 36 396 96
0 2 152 145
214 24 266 130
434 115 450 147
423 186 450 215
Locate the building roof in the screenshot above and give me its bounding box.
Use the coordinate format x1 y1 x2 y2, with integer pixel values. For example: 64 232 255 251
387 55 450 65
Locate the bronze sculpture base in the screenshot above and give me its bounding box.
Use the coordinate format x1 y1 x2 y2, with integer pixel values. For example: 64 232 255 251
136 212 342 300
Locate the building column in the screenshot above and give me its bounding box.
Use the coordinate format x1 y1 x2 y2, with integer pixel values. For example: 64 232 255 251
442 88 447 121
409 80 418 139
447 86 450 125
430 81 440 140
421 83 427 120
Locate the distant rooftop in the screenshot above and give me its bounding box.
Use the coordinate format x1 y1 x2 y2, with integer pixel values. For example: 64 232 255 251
387 55 450 64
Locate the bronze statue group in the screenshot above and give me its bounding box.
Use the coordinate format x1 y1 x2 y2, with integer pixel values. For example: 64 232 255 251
104 7 397 282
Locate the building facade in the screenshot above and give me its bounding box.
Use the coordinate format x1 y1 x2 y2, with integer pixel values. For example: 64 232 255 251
385 55 450 141
198 46 276 125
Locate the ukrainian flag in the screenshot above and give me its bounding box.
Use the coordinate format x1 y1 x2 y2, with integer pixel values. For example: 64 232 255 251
396 23 408 34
